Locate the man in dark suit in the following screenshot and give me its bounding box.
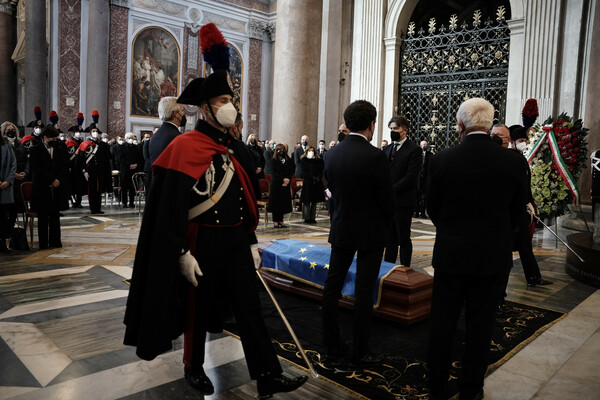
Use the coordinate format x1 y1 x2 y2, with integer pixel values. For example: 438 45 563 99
293 134 309 178
416 140 432 218
382 116 421 267
322 100 394 365
145 96 184 194
426 98 527 400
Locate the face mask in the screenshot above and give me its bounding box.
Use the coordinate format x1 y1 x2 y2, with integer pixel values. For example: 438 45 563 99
251 139 257 145
302 141 308 147
271 144 276 149
179 114 187 128
390 130 400 142
133 140 138 145
319 144 324 150
307 151 314 159
212 102 237 128
7 137 15 145
91 131 99 139
516 142 527 152
34 128 42 135
59 135 65 141
6 130 16 138
127 139 134 144
74 132 81 139
117 140 124 145
102 138 108 143
337 132 346 142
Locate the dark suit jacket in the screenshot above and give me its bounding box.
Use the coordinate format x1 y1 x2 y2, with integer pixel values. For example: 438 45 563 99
382 139 422 208
426 133 527 275
325 134 394 251
294 145 306 178
418 150 432 191
145 122 180 192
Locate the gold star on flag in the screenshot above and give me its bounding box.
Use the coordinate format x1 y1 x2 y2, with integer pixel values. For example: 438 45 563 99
300 256 307 261
309 262 317 269
300 248 307 253
308 245 314 247
324 264 329 270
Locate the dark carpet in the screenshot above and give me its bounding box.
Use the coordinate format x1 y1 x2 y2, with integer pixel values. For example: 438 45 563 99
224 285 566 400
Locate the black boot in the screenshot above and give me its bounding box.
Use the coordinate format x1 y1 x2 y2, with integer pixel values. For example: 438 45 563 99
184 369 214 395
257 374 308 399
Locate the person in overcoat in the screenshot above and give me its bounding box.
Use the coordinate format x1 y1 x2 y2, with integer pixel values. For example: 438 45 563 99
267 143 294 228
299 146 325 223
29 126 68 249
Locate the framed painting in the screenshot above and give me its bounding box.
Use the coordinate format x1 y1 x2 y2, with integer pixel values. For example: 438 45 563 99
201 43 243 112
131 27 180 118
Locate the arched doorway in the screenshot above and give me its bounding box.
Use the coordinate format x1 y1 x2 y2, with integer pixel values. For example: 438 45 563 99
398 2 511 152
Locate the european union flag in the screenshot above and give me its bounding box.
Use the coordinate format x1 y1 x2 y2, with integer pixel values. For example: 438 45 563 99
261 239 399 306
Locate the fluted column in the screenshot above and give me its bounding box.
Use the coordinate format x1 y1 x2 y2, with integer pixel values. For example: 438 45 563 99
24 0 47 124
350 0 385 144
271 0 322 147
85 0 110 131
0 3 15 124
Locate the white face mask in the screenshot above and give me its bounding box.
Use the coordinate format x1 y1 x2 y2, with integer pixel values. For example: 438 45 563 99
319 144 324 150
516 142 527 152
102 138 108 143
59 136 65 141
127 138 134 144
74 132 81 139
91 131 99 139
7 137 15 145
307 151 314 159
212 102 237 128
34 128 42 135
117 140 124 145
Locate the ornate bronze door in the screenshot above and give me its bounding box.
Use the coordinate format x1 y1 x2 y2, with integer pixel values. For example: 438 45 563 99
399 6 510 151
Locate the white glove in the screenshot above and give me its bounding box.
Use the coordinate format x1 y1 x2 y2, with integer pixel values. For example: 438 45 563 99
325 188 332 198
83 171 89 181
179 250 202 287
526 203 536 222
250 244 261 270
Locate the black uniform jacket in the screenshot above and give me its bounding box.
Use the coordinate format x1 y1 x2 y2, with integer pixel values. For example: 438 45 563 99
325 134 394 251
383 139 422 208
29 142 69 213
123 120 259 361
426 133 527 275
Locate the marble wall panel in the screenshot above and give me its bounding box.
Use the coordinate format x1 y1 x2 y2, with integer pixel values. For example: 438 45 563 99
108 5 129 136
247 38 262 137
57 0 81 128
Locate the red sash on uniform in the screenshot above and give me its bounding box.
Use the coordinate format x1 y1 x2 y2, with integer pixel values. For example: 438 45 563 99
153 130 259 233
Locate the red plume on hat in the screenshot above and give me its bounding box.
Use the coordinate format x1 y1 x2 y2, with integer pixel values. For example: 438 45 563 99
49 110 59 125
200 23 230 72
92 110 99 124
77 112 84 126
521 98 539 129
34 105 42 121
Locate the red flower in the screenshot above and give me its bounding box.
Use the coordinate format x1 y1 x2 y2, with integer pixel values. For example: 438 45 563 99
572 132 578 137
574 147 580 153
566 143 573 149
569 166 574 172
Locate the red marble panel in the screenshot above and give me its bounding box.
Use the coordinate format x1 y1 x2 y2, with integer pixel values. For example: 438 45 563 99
247 38 262 138
108 5 128 137
57 0 81 129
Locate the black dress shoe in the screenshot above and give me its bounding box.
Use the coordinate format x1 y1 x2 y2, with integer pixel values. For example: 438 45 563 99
184 369 214 395
257 374 308 399
91 210 105 214
351 352 384 367
528 278 553 287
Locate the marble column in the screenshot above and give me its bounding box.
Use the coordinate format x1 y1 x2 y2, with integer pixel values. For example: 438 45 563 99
350 0 385 144
0 5 15 124
316 0 342 143
107 3 128 137
579 0 600 206
85 0 110 131
258 25 274 141
271 0 322 147
24 0 47 125
247 19 265 139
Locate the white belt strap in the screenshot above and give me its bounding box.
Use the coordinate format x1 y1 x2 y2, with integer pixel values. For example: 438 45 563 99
592 154 600 172
188 154 236 220
85 144 98 164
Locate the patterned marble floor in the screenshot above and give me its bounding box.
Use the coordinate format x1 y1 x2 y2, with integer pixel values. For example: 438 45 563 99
0 201 598 400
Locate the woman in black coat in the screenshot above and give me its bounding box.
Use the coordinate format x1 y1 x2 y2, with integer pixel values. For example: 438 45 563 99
29 126 68 249
299 146 325 223
267 144 293 228
246 134 265 179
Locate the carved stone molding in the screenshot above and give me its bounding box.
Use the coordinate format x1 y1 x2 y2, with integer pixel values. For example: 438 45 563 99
202 11 245 33
110 0 129 7
0 0 17 14
132 0 185 17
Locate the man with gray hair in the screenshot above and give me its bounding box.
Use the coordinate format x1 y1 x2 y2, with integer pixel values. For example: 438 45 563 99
145 96 185 193
425 98 527 400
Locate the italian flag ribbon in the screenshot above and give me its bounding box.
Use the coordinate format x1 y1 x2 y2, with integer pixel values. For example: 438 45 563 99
526 124 580 205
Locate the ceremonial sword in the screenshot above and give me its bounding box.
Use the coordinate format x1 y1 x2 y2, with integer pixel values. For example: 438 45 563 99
255 270 320 379
529 212 585 263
